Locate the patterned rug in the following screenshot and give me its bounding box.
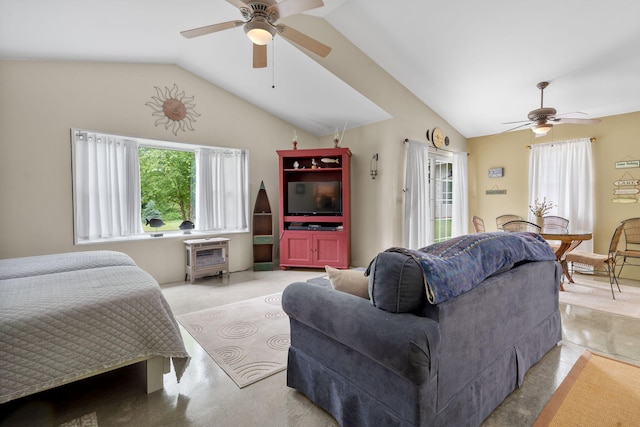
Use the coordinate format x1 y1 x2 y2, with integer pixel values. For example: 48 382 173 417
177 293 288 388
560 279 640 319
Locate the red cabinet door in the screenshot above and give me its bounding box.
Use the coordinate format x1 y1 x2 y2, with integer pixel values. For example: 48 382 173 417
314 233 346 267
281 233 313 265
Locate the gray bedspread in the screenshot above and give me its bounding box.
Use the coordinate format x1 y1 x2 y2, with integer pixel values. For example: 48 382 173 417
0 250 136 280
0 251 189 403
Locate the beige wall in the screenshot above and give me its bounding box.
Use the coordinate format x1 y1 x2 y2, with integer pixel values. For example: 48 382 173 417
0 60 319 283
3 55 637 283
290 15 467 267
0 53 465 282
468 111 640 278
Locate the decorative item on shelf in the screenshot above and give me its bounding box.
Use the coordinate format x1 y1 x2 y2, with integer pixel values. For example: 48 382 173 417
311 158 318 169
529 197 554 226
293 161 300 169
179 220 195 234
292 130 298 150
146 218 165 237
145 84 200 136
333 128 340 148
370 153 379 179
321 157 339 166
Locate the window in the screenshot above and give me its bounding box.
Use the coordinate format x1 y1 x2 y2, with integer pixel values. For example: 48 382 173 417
139 147 195 232
71 129 249 244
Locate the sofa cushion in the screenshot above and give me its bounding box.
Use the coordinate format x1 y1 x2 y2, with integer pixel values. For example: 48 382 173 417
325 266 369 299
367 251 426 313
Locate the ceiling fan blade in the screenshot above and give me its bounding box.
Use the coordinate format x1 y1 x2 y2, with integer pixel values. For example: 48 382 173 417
226 0 250 10
269 0 324 18
502 119 531 125
181 20 244 39
554 111 588 117
277 25 331 57
502 122 534 133
554 117 602 125
253 43 267 68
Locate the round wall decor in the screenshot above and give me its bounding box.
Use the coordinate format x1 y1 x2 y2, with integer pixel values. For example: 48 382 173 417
146 84 201 136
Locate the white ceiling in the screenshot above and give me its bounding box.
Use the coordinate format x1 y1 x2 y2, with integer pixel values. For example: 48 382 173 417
2 0 640 138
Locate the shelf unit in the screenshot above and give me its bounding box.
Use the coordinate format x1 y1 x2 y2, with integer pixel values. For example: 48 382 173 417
277 147 351 269
253 181 274 271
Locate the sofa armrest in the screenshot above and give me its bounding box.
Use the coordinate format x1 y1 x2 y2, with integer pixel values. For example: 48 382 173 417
282 281 440 384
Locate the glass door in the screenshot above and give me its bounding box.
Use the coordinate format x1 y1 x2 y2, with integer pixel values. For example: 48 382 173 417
430 154 453 243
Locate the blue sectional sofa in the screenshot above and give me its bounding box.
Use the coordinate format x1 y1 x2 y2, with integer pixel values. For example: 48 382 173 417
282 232 562 427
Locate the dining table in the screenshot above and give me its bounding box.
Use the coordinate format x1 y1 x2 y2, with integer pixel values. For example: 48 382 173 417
539 228 593 290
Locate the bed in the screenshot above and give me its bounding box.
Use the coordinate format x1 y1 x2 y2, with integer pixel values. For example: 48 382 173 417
0 250 190 404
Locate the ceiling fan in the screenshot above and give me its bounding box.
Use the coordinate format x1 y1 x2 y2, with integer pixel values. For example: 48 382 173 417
180 0 331 68
503 81 601 136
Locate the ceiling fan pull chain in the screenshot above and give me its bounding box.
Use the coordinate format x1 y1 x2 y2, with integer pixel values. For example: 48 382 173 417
272 40 276 89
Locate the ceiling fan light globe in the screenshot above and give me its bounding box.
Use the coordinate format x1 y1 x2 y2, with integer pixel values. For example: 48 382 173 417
247 28 272 44
532 123 552 135
245 19 275 45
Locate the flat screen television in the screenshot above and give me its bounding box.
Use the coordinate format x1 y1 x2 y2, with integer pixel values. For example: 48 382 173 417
287 181 342 215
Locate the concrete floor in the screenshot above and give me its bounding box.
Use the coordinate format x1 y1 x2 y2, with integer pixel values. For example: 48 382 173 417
1 269 639 427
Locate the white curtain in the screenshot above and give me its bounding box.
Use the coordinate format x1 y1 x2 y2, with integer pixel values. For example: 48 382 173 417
451 151 469 237
196 148 249 232
529 138 593 251
404 140 431 249
73 131 142 240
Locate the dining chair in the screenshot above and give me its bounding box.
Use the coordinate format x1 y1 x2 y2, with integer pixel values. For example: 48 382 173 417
616 217 640 278
496 214 522 230
542 215 569 251
565 222 624 299
472 216 486 233
542 216 569 230
502 220 541 233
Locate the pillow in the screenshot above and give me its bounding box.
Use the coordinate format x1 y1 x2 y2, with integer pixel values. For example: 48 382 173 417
367 251 426 313
325 265 370 299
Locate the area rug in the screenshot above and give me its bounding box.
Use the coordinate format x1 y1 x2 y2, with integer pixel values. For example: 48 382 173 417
177 293 288 388
533 350 640 426
559 279 640 319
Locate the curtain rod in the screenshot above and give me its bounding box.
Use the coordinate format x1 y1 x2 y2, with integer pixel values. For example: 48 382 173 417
527 137 596 149
403 138 469 155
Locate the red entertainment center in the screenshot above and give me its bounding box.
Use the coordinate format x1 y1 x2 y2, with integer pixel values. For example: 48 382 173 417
277 147 351 269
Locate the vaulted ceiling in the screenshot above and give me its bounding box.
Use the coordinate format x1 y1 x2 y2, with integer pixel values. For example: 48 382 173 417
2 0 639 138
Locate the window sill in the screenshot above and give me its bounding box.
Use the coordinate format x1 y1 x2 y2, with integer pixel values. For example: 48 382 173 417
75 229 248 246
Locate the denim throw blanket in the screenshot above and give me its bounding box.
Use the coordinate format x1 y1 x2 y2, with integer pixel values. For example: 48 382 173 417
387 232 556 304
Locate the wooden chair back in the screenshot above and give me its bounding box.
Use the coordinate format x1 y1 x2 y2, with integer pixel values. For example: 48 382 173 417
472 216 485 233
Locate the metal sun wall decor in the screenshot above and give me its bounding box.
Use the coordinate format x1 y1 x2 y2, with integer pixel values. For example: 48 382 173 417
146 84 200 136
